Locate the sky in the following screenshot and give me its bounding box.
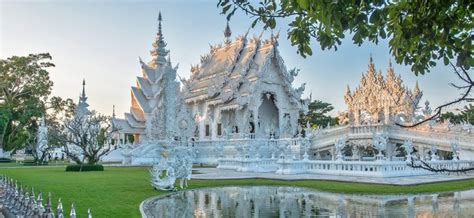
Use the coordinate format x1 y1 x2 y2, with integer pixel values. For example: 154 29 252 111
0 0 463 117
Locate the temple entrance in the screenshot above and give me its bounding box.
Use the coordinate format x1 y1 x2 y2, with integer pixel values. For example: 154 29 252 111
258 93 279 138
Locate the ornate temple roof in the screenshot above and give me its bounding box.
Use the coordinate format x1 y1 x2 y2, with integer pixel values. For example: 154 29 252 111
344 57 423 123
181 25 306 110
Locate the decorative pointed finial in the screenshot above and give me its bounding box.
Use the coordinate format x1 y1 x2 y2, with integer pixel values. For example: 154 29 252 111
158 11 162 33
70 203 76 218
81 79 86 98
369 54 373 64
57 198 64 218
112 105 116 118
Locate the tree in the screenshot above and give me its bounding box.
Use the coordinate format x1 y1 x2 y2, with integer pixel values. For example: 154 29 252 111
218 0 472 74
440 104 474 124
218 0 473 127
50 110 114 165
0 53 54 151
299 100 338 128
29 97 75 164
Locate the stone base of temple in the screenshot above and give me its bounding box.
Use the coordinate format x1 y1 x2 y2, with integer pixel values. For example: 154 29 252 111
217 158 474 178
191 168 474 185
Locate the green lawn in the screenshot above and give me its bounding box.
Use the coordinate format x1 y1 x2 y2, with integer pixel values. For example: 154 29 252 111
1 166 474 217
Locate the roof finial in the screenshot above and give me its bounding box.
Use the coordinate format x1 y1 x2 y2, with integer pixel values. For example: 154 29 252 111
224 21 232 43
81 79 86 98
112 105 116 118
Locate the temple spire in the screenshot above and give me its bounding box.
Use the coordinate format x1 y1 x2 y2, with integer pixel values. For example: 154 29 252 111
151 11 168 66
76 79 90 117
81 79 86 99
158 11 162 35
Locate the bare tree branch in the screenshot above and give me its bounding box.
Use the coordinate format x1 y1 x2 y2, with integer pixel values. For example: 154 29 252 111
396 64 473 128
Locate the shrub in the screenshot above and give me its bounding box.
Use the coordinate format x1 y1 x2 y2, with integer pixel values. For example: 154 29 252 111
65 164 104 172
23 160 48 166
0 158 12 163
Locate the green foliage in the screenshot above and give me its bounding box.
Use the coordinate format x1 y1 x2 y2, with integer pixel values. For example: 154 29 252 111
0 157 12 163
65 164 104 172
440 104 474 124
299 100 338 128
0 53 54 151
218 0 473 75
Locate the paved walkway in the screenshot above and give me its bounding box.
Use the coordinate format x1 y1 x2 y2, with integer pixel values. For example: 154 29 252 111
191 168 474 185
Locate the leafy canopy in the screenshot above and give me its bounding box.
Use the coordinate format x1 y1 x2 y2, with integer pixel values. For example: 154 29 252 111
440 104 474 124
299 100 338 128
0 53 54 150
219 0 473 75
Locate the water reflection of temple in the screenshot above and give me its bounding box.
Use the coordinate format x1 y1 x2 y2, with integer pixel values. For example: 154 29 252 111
141 186 474 217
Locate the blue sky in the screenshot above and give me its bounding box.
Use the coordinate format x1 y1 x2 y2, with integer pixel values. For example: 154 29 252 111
1 0 462 116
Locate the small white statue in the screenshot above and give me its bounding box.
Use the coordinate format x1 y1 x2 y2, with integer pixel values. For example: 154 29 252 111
403 140 414 161
334 137 346 161
451 141 460 160
373 133 388 160
430 145 439 161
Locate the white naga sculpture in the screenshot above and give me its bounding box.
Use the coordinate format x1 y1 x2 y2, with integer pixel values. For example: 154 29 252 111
149 143 193 191
373 133 388 160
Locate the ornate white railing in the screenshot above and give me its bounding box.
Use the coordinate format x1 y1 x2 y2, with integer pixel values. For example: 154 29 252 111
311 124 474 151
217 157 278 172
275 159 474 177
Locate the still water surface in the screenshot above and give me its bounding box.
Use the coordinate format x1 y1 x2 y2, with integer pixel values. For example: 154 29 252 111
141 186 474 217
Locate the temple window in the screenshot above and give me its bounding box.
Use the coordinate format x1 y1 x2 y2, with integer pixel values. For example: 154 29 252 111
217 123 222 136
205 124 210 137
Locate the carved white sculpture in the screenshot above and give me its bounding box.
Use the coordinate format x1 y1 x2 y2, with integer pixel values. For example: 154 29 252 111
451 141 460 160
148 142 193 191
403 140 414 161
430 145 439 161
334 137 346 161
373 133 388 160
36 117 49 161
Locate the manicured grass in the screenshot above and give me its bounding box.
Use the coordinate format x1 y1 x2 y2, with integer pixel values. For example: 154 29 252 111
1 166 474 217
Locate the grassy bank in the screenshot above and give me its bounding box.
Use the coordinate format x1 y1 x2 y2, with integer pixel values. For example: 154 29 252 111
1 166 474 217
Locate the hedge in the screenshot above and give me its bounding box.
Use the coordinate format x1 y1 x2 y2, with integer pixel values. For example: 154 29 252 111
23 160 48 166
65 164 104 172
0 158 12 163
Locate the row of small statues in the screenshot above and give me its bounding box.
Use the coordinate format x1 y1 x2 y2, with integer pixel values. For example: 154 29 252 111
0 175 92 218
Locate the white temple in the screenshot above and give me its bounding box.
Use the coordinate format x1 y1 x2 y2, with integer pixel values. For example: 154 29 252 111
113 13 309 146
111 12 474 178
113 13 194 143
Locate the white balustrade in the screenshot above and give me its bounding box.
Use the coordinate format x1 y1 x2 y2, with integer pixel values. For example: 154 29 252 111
274 159 474 177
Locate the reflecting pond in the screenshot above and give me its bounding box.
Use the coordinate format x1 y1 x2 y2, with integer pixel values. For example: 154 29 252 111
140 186 474 217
